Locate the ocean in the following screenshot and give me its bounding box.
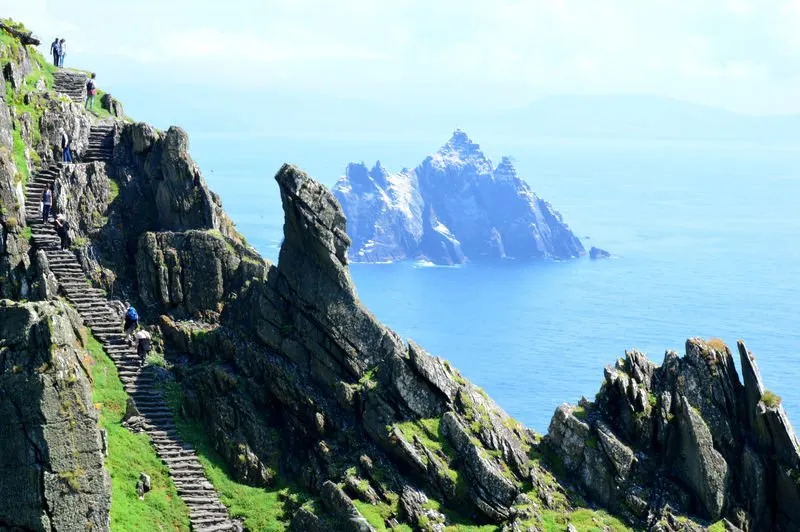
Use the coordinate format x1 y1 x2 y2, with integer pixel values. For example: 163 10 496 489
191 133 800 433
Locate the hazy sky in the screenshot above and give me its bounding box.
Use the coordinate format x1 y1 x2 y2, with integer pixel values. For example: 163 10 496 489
4 0 800 116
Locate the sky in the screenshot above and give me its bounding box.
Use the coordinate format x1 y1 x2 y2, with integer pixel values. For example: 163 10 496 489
3 0 800 132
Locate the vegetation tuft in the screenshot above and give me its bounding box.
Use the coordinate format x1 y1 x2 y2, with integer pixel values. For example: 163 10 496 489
762 390 782 408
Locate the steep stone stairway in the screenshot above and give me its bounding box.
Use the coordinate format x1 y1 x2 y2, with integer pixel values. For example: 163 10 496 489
23 164 241 532
85 125 115 162
53 70 87 104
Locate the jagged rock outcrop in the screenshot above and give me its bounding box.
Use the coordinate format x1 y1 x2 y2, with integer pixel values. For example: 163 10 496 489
547 339 800 530
0 300 111 530
333 130 585 264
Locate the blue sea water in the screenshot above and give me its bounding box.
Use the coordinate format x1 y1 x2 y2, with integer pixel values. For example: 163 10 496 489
190 134 800 433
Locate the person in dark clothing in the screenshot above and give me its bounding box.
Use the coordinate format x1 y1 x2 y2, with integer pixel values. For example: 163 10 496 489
50 38 60 66
41 183 53 223
60 129 72 163
54 214 70 250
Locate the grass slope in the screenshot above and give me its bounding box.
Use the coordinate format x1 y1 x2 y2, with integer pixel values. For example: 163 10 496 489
87 333 191 531
163 383 305 531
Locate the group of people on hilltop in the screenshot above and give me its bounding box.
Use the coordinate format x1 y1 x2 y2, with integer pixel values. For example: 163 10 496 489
49 37 66 67
49 37 99 112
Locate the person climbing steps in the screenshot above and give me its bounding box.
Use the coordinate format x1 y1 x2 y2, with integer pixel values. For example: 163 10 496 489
123 304 139 343
53 213 71 250
134 328 153 367
40 183 53 223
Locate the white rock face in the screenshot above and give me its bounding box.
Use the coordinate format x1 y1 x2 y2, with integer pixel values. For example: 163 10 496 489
332 130 585 264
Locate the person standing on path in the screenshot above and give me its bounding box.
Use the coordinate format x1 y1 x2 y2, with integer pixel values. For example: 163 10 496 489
85 74 97 111
60 128 72 163
41 183 53 223
50 37 60 66
58 39 66 67
54 214 71 250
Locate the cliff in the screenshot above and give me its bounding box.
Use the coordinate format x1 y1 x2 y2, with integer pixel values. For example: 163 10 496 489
1 19 798 532
332 131 585 265
0 300 111 530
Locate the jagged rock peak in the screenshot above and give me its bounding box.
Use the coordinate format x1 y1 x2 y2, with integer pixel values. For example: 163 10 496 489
494 156 518 181
431 129 491 170
369 160 390 184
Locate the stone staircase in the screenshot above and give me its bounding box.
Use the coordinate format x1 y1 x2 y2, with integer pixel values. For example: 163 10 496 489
23 165 241 532
53 69 87 104
85 125 115 162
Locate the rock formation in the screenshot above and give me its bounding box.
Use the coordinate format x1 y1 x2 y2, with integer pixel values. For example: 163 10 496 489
547 339 800 531
589 246 611 259
333 130 586 264
0 300 111 530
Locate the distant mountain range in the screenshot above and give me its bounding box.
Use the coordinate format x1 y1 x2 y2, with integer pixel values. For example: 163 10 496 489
490 94 800 142
124 88 800 142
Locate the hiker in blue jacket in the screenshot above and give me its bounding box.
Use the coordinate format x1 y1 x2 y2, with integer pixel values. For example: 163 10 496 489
50 37 60 66
123 304 139 343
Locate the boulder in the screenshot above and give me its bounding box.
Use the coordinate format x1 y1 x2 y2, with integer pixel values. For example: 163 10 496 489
589 246 611 259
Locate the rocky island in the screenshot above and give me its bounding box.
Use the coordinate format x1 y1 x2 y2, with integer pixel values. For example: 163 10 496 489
332 131 586 265
1 20 798 532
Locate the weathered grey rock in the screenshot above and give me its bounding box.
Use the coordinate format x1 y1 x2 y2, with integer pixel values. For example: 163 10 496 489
0 300 111 531
399 486 446 530
136 230 264 317
320 480 376 532
675 395 729 520
333 131 585 264
100 93 124 118
136 472 151 500
548 339 800 530
589 246 611 259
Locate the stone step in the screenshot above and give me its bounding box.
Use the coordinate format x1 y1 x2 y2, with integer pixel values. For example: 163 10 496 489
194 522 238 532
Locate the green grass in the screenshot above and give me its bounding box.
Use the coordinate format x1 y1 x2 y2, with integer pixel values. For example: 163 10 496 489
86 88 114 119
86 332 191 531
762 389 782 408
109 178 121 202
21 225 32 241
352 500 413 532
707 521 726 532
538 508 631 532
163 383 305 531
11 127 28 184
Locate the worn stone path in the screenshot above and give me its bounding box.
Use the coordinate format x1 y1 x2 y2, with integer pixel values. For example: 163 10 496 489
24 159 241 532
53 69 87 103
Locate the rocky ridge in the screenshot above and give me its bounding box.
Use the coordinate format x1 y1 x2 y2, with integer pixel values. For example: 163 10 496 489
333 130 586 264
1 19 798 532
